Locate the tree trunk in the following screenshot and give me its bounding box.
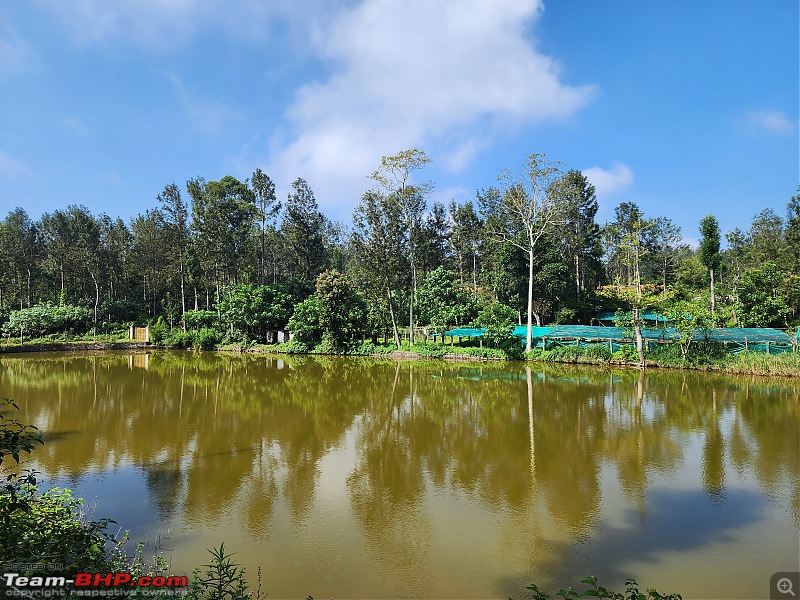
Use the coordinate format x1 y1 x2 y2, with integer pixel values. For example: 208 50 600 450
709 267 716 322
575 253 580 301
409 261 416 345
90 270 99 341
634 308 645 367
260 218 266 286
472 251 478 297
526 246 534 352
180 251 186 322
387 284 401 349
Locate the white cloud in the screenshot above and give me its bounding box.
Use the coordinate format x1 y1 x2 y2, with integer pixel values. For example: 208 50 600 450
31 0 316 48
0 150 32 179
739 109 795 136
267 0 597 217
582 162 634 198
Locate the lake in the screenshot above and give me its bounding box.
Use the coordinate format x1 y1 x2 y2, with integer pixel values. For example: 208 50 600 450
1 351 797 599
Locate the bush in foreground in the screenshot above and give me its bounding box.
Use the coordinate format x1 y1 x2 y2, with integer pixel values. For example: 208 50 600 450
522 576 681 600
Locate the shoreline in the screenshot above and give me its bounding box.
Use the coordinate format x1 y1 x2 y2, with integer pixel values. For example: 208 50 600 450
2 340 798 377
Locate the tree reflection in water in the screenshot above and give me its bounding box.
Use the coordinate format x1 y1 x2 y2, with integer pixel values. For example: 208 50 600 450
0 351 796 598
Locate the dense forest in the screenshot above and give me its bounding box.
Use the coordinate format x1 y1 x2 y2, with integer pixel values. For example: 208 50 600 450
1 149 798 349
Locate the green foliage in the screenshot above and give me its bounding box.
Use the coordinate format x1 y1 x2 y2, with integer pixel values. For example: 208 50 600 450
1 486 116 572
662 298 713 359
410 342 447 358
582 343 612 362
354 341 396 355
540 345 584 363
314 269 368 348
189 544 254 600
285 339 311 354
197 327 221 350
415 267 476 332
698 214 721 271
0 398 43 466
287 296 323 346
611 344 639 363
520 576 681 600
738 262 790 327
184 309 218 330
2 303 92 338
1 398 114 573
472 301 516 347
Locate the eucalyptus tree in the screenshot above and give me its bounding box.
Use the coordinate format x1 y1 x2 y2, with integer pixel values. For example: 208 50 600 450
188 175 257 302
351 190 406 348
723 228 748 325
39 205 101 310
157 182 190 318
601 203 660 365
281 177 327 285
605 202 646 286
555 170 601 302
785 190 800 271
369 149 432 344
131 209 170 317
417 201 450 278
250 168 281 285
784 191 800 323
0 208 39 310
480 153 567 352
448 199 483 294
651 217 683 293
748 208 784 268
698 214 721 319
98 215 133 320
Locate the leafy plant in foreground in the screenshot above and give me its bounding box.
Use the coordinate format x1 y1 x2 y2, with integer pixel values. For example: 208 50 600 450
521 576 681 600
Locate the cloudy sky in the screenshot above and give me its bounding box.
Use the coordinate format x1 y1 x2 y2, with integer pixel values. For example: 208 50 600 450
0 0 797 242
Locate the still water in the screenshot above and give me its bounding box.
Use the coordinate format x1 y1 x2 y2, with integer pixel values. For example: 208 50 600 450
1 351 797 599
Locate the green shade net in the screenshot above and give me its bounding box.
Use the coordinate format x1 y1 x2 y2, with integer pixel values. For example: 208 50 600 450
435 325 794 353
594 311 668 322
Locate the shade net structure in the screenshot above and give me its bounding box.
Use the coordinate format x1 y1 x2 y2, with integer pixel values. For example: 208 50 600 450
435 325 795 353
594 311 668 323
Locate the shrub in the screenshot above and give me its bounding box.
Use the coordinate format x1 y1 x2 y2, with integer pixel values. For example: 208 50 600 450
582 343 612 362
411 342 447 358
611 344 639 363
1 486 116 572
285 339 310 354
312 339 336 355
3 303 93 338
354 342 395 355
197 328 221 351
541 345 583 363
521 576 680 600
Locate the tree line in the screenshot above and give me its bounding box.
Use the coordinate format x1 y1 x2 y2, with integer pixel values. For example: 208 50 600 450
1 149 798 347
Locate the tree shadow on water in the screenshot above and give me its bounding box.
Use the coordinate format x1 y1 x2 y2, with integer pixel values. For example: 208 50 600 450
497 486 766 597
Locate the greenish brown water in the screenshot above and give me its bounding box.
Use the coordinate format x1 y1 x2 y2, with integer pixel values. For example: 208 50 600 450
1 351 798 599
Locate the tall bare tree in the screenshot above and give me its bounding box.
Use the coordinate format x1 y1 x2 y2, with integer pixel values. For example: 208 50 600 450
480 153 566 352
369 149 432 344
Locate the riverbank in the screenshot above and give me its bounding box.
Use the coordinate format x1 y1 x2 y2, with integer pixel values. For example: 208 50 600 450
0 339 150 353
2 338 799 376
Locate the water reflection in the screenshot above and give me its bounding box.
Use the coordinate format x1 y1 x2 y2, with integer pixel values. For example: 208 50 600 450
0 352 797 598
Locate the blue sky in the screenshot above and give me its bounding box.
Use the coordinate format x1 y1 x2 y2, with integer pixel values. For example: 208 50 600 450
1 0 797 245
